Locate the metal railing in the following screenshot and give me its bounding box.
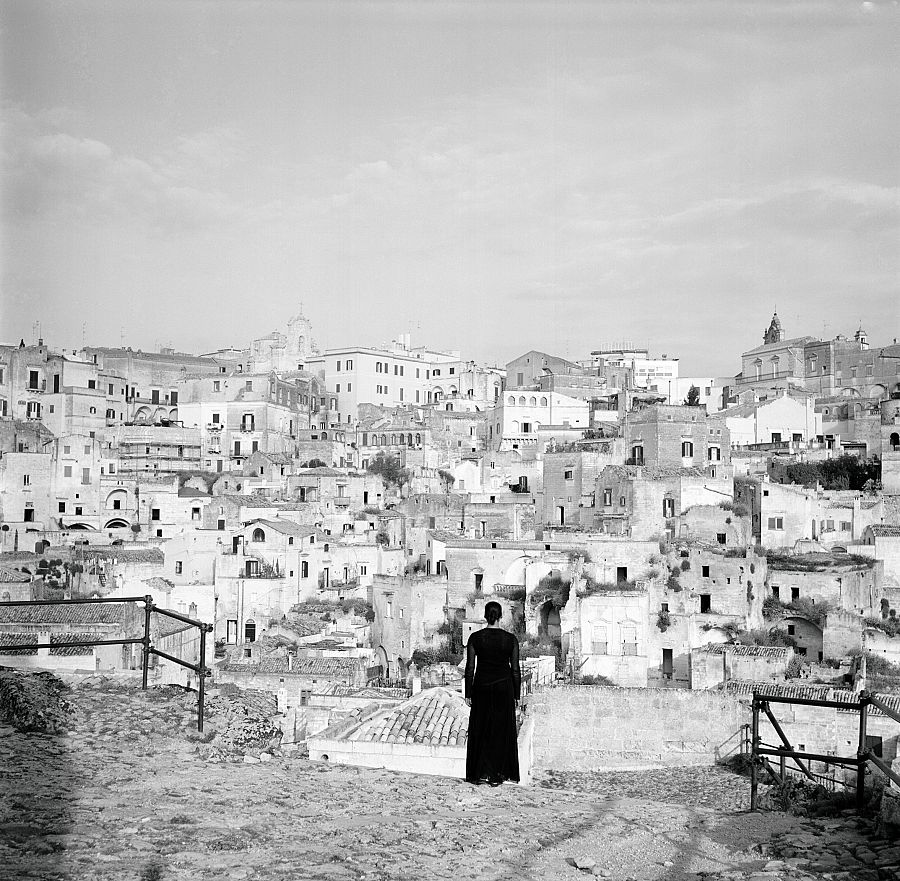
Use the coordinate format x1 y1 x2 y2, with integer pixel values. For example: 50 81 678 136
0 595 213 731
750 691 900 811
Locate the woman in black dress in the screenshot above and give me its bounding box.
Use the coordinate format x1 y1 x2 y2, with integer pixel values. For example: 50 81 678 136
464 601 521 786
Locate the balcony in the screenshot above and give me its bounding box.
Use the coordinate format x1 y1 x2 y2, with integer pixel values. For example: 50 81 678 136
334 497 351 507
207 423 222 432
27 380 47 394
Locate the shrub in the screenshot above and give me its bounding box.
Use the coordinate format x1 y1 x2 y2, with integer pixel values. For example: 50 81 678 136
656 609 671 632
411 645 462 667
785 597 830 627
718 500 734 511
578 674 615 686
763 596 786 619
680 560 691 572
865 616 900 637
530 574 571 609
732 502 750 518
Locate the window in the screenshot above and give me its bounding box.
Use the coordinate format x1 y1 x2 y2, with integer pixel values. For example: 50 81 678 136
767 517 784 530
212 413 220 424
717 533 726 545
301 561 309 578
24 508 34 522
175 562 183 575
64 466 72 477
564 469 574 480
75 506 82 516
81 468 91 485
58 502 66 513
22 474 30 487
151 508 160 521
702 565 710 577
771 585 780 599
791 587 800 601
681 441 694 458
336 384 341 393
360 565 367 576
603 489 612 506
252 527 265 542
213 380 220 392
662 498 675 517
591 624 607 655
700 594 711 613
112 498 121 510
787 624 795 635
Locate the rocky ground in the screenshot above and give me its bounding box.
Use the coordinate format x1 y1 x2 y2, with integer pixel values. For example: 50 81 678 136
0 674 898 881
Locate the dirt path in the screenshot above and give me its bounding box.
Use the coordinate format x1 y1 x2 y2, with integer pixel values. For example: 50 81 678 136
1 681 896 881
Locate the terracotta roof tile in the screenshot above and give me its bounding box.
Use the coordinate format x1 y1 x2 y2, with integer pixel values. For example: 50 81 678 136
0 566 31 583
0 602 139 628
699 643 791 659
317 687 469 746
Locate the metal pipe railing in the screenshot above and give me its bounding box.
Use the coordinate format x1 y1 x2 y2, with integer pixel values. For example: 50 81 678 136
0 595 211 732
750 691 900 814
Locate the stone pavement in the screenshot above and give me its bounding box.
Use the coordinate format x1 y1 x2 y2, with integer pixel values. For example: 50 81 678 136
0 678 897 881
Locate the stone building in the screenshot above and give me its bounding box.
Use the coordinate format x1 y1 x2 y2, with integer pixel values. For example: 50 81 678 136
624 403 730 471
590 465 735 541
178 371 307 473
542 442 626 528
751 480 883 549
370 574 448 679
721 392 822 448
485 391 590 453
689 643 793 690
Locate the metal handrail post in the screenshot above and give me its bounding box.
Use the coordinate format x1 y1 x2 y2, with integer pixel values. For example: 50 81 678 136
750 697 759 811
141 594 153 689
857 694 869 810
198 624 211 732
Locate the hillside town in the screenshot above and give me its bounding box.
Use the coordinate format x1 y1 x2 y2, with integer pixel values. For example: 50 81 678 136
2 309 899 767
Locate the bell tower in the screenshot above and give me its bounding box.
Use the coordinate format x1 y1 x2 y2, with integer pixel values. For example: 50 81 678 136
763 311 784 345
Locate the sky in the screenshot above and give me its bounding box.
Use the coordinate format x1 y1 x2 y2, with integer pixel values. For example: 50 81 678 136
1 0 898 376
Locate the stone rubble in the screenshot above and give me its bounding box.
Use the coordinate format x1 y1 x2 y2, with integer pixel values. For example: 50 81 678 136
0 677 897 881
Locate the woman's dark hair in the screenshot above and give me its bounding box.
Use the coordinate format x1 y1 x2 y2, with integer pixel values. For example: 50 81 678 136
484 601 502 625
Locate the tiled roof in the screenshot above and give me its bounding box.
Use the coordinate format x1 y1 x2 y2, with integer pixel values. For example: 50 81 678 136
0 634 37 655
699 643 791 659
177 488 210 498
315 683 408 700
725 681 836 702
143 577 175 591
220 647 361 677
316 687 469 746
50 633 95 655
246 518 318 538
82 548 165 564
725 682 900 719
0 566 31 583
869 525 900 538
0 602 139 628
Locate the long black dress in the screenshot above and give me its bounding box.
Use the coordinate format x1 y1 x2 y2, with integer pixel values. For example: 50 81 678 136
464 626 521 784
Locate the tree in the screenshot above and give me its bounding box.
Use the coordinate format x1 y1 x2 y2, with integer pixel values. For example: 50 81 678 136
367 453 410 491
683 385 701 406
437 469 455 493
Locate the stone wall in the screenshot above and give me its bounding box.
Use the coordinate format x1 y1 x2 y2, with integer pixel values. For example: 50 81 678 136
529 685 746 770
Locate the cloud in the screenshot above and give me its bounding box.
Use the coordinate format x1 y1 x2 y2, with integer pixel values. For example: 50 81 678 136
1 106 242 231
